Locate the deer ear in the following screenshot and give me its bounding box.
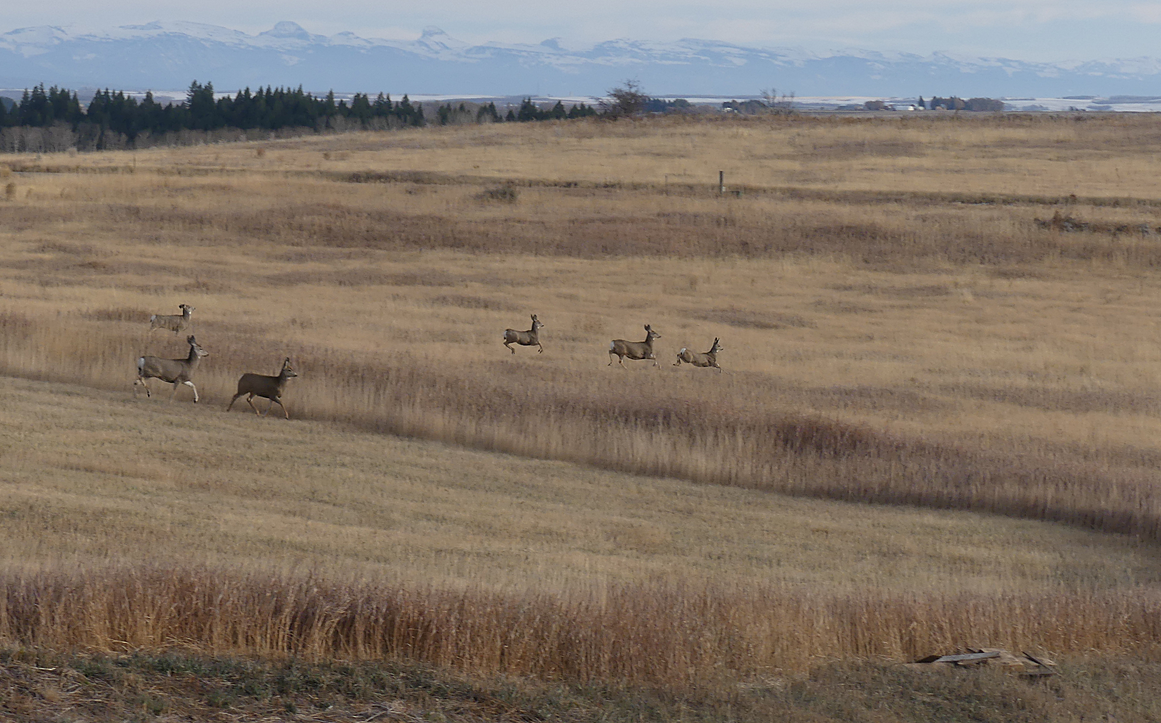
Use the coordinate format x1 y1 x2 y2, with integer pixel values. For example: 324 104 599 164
187 335 196 344
284 357 291 365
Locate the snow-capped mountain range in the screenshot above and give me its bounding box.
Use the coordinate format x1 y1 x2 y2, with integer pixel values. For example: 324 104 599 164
2 20 1160 100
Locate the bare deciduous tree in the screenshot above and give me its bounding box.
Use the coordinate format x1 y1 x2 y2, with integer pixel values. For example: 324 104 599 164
760 88 796 115
601 79 649 118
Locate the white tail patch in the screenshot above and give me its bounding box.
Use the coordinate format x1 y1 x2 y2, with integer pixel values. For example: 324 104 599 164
609 341 615 351
674 337 723 372
134 336 208 401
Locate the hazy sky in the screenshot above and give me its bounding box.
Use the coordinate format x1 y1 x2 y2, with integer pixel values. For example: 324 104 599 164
3 0 1157 61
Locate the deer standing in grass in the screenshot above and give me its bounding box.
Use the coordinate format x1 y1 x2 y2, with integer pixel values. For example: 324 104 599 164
227 358 299 419
674 338 724 373
503 314 545 354
134 335 209 402
609 324 661 368
149 304 195 334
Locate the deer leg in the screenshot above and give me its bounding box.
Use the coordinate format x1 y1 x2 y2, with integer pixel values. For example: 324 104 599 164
226 393 242 412
262 398 276 417
537 342 543 354
184 380 199 403
505 341 515 354
246 394 261 416
274 399 289 419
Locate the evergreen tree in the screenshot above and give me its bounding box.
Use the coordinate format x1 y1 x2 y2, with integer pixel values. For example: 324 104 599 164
517 98 542 122
475 102 500 123
0 79 610 154
16 89 31 126
567 102 597 119
139 91 165 133
186 81 218 130
350 93 372 123
373 93 393 119
395 95 424 127
232 88 256 128
19 85 53 126
48 86 82 125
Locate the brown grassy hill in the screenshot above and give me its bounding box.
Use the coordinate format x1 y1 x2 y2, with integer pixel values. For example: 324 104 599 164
2 114 1161 713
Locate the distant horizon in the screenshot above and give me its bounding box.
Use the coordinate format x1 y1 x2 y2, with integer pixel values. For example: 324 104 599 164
2 6 1151 66
5 87 1161 116
4 19 1159 99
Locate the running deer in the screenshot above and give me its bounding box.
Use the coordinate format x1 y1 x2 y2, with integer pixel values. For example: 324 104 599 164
134 335 209 402
503 314 545 354
149 304 195 334
674 338 724 373
227 357 298 419
609 324 661 368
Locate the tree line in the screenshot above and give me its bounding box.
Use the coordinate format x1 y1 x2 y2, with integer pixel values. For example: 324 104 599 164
0 81 599 153
918 96 1005 111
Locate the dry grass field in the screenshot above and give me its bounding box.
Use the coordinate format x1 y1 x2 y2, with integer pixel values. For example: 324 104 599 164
2 113 1161 711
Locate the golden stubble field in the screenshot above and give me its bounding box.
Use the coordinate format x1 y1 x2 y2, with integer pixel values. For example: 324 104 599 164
2 112 1161 684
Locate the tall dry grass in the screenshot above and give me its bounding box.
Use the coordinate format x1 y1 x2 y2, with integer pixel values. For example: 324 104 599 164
2 565 1159 685
4 115 1161 683
3 170 1160 267
2 310 1159 546
3 371 1159 682
10 113 1161 200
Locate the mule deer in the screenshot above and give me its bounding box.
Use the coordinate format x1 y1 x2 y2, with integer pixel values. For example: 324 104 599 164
149 304 195 334
227 357 298 419
134 335 209 402
503 314 545 354
609 324 661 368
674 338 724 373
